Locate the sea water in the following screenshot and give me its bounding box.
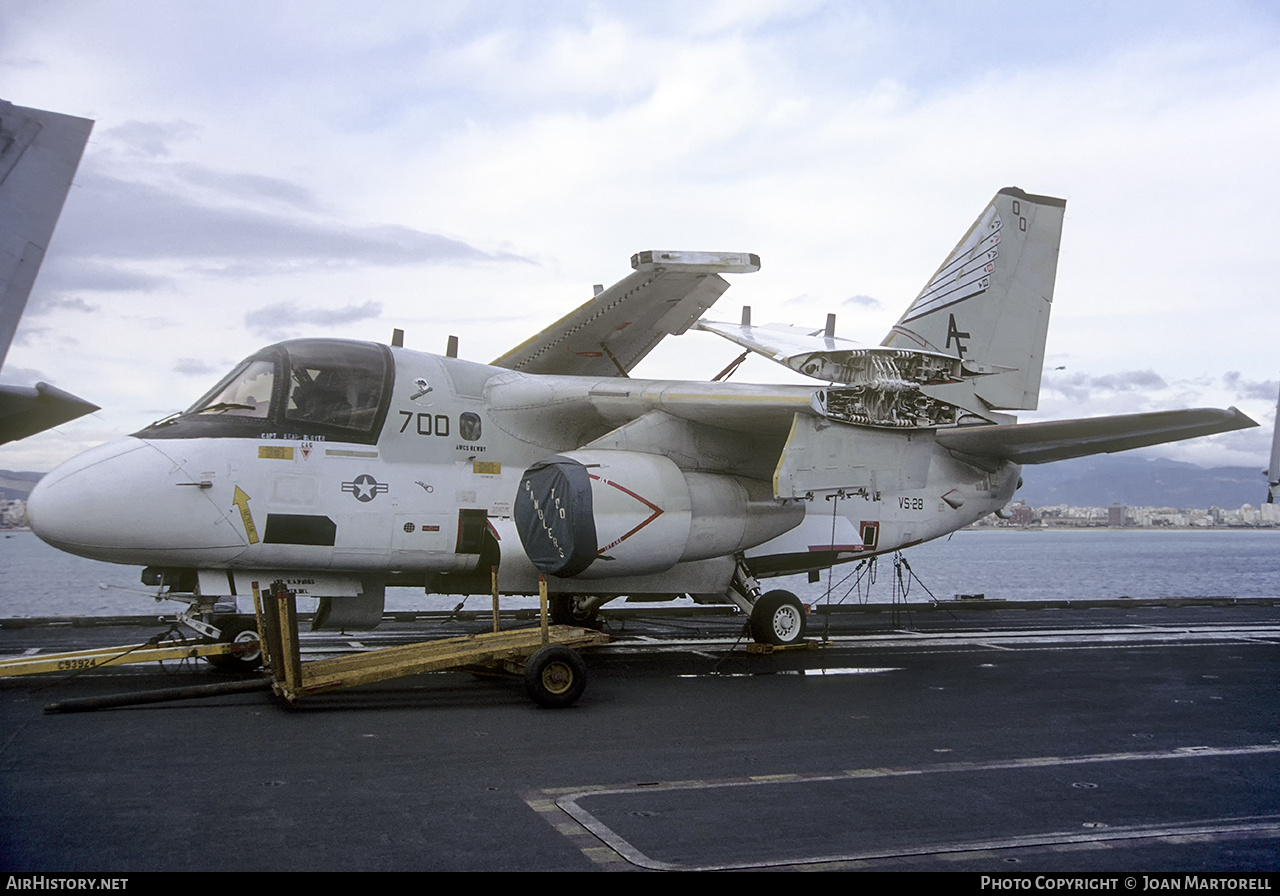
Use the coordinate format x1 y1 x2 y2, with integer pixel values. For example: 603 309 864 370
1 527 1278 619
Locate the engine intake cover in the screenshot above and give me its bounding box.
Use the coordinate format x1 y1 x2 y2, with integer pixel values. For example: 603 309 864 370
515 451 803 579
513 456 599 577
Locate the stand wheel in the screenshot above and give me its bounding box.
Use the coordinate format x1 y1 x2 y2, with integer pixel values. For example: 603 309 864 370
524 645 587 708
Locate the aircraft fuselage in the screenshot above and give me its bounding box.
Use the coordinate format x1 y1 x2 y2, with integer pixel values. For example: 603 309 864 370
27 338 1018 608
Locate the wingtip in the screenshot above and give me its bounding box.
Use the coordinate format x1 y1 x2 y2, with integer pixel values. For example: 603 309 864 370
1226 406 1259 428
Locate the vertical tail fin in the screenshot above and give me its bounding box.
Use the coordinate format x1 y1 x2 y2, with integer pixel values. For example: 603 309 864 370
1267 382 1280 504
882 187 1065 411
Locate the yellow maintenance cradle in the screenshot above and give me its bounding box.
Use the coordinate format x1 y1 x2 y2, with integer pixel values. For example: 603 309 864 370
7 572 609 711
253 576 608 707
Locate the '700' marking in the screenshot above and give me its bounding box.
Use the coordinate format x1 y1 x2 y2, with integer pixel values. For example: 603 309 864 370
399 411 451 437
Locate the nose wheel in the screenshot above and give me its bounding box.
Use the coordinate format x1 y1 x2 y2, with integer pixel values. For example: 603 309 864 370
749 590 807 646
206 616 263 672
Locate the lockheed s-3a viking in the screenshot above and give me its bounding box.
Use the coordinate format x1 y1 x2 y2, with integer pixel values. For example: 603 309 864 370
26 188 1256 664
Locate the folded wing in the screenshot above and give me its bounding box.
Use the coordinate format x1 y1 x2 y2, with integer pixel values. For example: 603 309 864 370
492 250 759 378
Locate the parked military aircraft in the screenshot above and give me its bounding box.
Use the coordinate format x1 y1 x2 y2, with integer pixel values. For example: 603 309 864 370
1267 384 1280 505
26 188 1256 657
0 100 98 444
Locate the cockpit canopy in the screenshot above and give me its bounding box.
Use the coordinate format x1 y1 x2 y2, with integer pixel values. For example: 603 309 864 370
138 339 393 444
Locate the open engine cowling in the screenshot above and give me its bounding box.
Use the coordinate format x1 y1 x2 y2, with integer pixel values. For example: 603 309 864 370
514 450 802 579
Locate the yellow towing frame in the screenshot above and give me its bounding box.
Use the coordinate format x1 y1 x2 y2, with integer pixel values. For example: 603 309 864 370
253 572 608 707
4 571 607 710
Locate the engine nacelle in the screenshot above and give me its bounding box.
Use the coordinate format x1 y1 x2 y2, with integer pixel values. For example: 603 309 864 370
514 450 802 579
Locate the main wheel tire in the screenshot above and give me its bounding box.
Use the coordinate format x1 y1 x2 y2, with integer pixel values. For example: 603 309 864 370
524 645 587 708
749 591 807 646
206 616 263 672
548 594 600 627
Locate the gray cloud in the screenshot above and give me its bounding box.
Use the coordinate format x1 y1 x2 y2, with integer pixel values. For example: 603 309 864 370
103 120 200 158
31 256 172 295
169 163 320 211
245 300 383 339
1222 371 1278 403
841 294 882 310
1043 369 1169 404
0 365 44 384
23 292 99 315
173 358 220 376
53 164 532 278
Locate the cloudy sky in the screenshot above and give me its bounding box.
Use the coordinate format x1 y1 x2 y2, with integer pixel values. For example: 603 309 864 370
1 0 1277 472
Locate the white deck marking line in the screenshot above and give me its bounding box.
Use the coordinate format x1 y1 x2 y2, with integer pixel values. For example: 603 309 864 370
541 744 1280 871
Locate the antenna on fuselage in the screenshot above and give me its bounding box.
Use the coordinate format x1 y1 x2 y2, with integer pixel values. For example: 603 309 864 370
446 335 459 358
391 328 404 348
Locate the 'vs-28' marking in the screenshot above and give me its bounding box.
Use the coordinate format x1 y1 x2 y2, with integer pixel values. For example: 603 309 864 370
898 496 925 511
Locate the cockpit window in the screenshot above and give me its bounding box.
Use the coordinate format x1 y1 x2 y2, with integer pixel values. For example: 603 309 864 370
285 343 386 431
185 359 275 419
137 339 393 444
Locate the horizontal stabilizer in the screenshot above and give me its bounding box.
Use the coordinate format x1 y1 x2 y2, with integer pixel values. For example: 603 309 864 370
936 407 1257 465
0 381 99 445
493 250 759 378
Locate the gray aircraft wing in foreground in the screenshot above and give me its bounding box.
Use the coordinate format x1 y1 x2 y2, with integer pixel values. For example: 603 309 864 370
0 100 97 444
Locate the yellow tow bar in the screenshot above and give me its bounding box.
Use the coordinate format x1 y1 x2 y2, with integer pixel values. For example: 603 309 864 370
0 639 238 678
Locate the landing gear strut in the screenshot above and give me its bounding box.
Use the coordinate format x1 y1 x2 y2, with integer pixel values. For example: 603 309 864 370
549 594 601 627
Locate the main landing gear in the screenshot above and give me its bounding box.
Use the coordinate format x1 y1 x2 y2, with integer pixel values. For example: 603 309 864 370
731 558 808 647
548 594 602 628
749 590 807 646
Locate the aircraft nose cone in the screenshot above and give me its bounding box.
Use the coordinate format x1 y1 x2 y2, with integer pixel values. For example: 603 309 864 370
28 439 152 553
27 438 247 565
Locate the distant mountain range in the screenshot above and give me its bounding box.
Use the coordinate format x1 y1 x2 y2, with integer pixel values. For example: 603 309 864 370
0 471 43 502
1014 455 1268 509
2 456 1271 509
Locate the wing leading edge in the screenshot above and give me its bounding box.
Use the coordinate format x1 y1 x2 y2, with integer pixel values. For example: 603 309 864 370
492 250 759 378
